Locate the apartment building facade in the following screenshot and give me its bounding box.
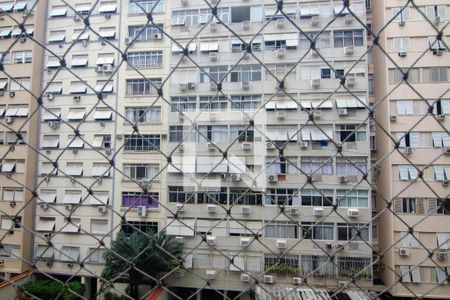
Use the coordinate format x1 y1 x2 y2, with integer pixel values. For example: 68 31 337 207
164 0 373 297
0 0 45 279
372 0 450 298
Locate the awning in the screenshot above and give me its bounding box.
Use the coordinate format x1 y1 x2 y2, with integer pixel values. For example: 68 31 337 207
47 84 62 94
167 156 196 173
41 136 59 148
88 193 109 205
11 27 22 36
266 128 298 142
94 109 112 120
172 43 198 53
5 107 18 116
0 29 12 38
95 82 114 93
96 56 115 65
66 164 83 176
0 81 8 90
36 218 55 232
67 109 86 120
99 29 116 38
71 56 88 67
199 42 219 52
42 109 61 121
99 4 117 13
16 106 28 116
66 137 84 148
92 164 110 177
46 59 60 69
13 1 27 11
264 33 298 42
61 221 80 233
228 156 246 174
196 156 227 173
301 126 333 141
39 190 57 203
336 97 366 108
48 32 65 42
0 3 14 12
63 192 82 204
254 286 372 300
41 163 57 175
73 31 90 40
50 7 67 17
69 84 87 94
0 106 5 116
75 5 91 13
2 161 15 173
166 219 195 236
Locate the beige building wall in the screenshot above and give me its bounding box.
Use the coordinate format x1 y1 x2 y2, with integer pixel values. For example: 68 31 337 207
372 0 450 298
0 0 45 277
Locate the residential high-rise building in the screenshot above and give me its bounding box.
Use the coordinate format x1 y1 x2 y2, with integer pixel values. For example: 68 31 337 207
0 0 45 279
372 0 450 298
164 0 373 297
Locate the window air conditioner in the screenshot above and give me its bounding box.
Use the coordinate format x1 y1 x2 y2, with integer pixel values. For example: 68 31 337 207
137 205 147 217
266 142 276 150
240 273 250 282
181 0 188 6
240 237 250 247
276 110 286 119
176 203 185 212
345 46 355 55
398 51 407 57
263 275 274 284
344 14 354 24
46 93 54 101
348 208 360 218
207 142 215 151
313 110 322 118
207 204 217 213
346 77 356 87
98 205 107 214
300 141 308 148
5 116 13 124
48 121 60 129
73 15 81 22
277 19 285 28
209 52 218 61
102 64 113 73
313 207 324 216
241 21 250 31
310 78 320 88
405 147 413 155
240 205 250 214
437 250 448 261
241 142 252 151
209 22 218 32
338 281 348 288
231 174 241 182
276 239 287 249
293 277 303 285
206 270 216 280
241 81 250 90
311 16 320 26
73 95 81 102
187 82 196 90
40 203 49 210
390 114 397 121
179 83 187 91
65 204 72 210
175 236 184 244
95 66 103 73
338 108 348 116
276 48 286 58
206 236 216 246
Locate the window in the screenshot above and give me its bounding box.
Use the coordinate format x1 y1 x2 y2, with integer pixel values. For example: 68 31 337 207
231 6 262 23
231 41 261 53
129 0 164 14
67 108 86 121
388 68 420 84
437 233 450 250
337 223 369 241
432 132 450 148
126 79 162 95
230 65 262 82
398 165 419 180
301 255 334 276
60 246 80 262
199 7 230 24
395 132 420 148
124 135 160 151
264 34 298 50
87 248 106 264
400 231 420 248
301 222 334 240
229 188 262 205
266 156 298 175
321 68 331 79
122 192 159 208
434 99 450 115
99 27 116 39
0 52 10 64
168 186 195 203
437 199 450 215
230 126 254 142
1 216 21 230
402 198 418 214
197 125 228 143
171 10 198 26
199 66 228 83
230 95 261 110
75 3 91 15
434 166 450 181
125 106 161 123
336 157 367 175
197 188 227 204
12 51 32 64
299 31 331 49
265 221 298 238
337 257 372 279
199 96 227 111
400 265 421 283
300 157 333 175
10 77 30 91
48 30 65 43
123 164 159 180
428 36 446 51
128 51 163 68
128 25 162 41
91 163 110 177
396 100 413 115
391 7 410 22
337 190 369 207
392 38 410 52
92 135 111 149
5 105 28 117
169 125 196 142
265 189 298 206
333 30 364 47
0 244 20 258
336 124 367 142
96 53 115 66
436 266 450 283
69 82 87 94
422 67 448 83
72 30 90 41
300 189 333 207
65 162 83 176
35 245 54 260
266 64 297 79
421 5 447 20
171 97 197 112
121 221 158 235
264 254 299 275
199 41 219 53
3 188 24 202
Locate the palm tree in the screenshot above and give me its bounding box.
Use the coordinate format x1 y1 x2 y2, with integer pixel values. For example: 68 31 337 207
101 230 182 299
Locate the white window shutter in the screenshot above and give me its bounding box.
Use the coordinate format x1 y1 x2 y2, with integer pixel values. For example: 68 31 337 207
399 166 409 180
394 198 403 213
432 133 443 147
408 167 418 180
411 266 421 282
434 166 445 181
400 266 411 282
410 132 420 148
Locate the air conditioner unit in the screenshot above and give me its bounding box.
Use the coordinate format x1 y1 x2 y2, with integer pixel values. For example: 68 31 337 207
276 18 285 28
437 114 445 121
5 116 13 124
398 20 405 26
399 248 410 256
73 96 81 102
153 33 162 40
276 110 286 119
206 270 216 280
344 46 355 55
187 82 196 90
313 207 324 216
209 22 218 32
174 270 184 278
336 243 345 251
207 142 215 151
0 260 4 265
276 239 287 249
207 204 217 213
241 81 250 90
48 121 60 129
9 91 15 97
105 149 112 155
180 0 188 6
206 236 216 246
326 243 333 250
65 204 72 210
40 203 49 210
289 207 299 215
390 114 397 121
311 16 320 26
437 250 448 261
46 261 53 267
9 201 16 208
346 77 356 87
434 16 441 24
268 174 278 182
435 49 443 56
344 14 354 24
263 275 274 284
72 149 78 155
442 180 449 187
240 273 250 282
310 49 319 57
175 236 184 244
210 82 217 91
276 48 286 58
241 142 252 151
310 78 320 88
241 21 250 31
241 206 251 214
209 112 218 121
95 66 103 73
124 37 131 45
137 205 147 217
313 110 322 118
176 203 185 212
444 147 450 154
46 93 54 101
266 142 276 150
179 83 187 91
82 40 88 48
338 281 348 288
44 233 51 239
348 208 360 218
102 64 113 73
231 174 241 182
240 237 250 247
398 51 407 57
338 108 348 116
0 91 4 96
339 175 349 183
242 51 250 60
73 15 81 21
293 277 303 285
405 147 413 155
104 13 111 19
209 52 218 61
98 205 107 214
300 141 308 149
